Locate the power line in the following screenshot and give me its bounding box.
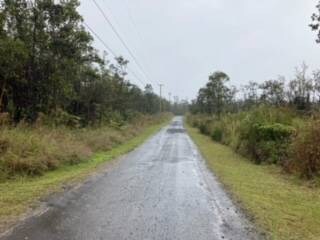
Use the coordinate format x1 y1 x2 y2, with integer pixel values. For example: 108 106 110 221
123 0 157 84
83 22 117 57
105 0 154 85
92 0 157 86
122 0 172 98
124 0 145 50
83 22 146 87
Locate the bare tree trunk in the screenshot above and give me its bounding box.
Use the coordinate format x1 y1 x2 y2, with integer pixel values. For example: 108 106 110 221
0 80 7 112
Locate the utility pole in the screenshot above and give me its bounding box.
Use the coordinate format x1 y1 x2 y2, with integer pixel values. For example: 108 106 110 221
168 92 172 112
159 84 163 112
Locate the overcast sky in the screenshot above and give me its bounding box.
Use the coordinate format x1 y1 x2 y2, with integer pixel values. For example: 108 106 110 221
79 0 320 100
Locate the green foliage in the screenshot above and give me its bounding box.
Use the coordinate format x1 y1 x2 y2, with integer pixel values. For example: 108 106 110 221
191 63 320 115
189 104 320 178
233 107 297 164
310 1 320 43
188 106 297 166
290 120 320 178
39 109 81 128
253 123 295 141
245 123 295 164
211 127 223 142
0 0 168 125
187 126 320 240
0 113 171 179
191 71 236 116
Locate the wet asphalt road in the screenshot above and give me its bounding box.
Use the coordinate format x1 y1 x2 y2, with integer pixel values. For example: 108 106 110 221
1 117 261 240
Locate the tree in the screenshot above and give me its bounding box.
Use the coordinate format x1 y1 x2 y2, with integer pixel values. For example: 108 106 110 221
287 63 313 110
310 1 320 43
260 77 285 106
0 0 165 126
241 81 259 109
194 71 231 116
144 84 158 114
313 70 320 103
0 38 28 112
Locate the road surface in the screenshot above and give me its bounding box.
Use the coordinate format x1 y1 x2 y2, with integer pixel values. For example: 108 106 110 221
1 117 261 240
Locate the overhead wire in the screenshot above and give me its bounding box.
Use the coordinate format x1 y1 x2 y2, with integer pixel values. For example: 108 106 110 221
122 0 171 97
92 0 158 87
83 22 147 87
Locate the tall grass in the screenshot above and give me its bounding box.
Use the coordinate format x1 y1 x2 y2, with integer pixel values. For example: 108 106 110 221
0 113 171 180
187 106 320 178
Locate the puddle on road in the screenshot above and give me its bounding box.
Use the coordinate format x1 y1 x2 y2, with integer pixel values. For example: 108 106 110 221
166 128 186 134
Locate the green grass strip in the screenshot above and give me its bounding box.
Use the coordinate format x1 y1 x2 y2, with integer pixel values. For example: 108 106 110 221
187 125 320 240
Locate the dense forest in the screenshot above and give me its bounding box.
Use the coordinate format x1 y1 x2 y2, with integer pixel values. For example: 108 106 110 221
0 0 171 126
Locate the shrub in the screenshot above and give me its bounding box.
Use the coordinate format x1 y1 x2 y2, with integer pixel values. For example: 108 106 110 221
188 106 320 179
199 122 208 135
211 127 223 142
289 121 320 178
254 123 296 141
235 107 296 164
37 109 81 128
189 106 297 165
251 123 296 163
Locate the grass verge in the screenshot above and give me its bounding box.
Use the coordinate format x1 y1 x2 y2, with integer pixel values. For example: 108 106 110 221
0 119 170 233
186 125 320 240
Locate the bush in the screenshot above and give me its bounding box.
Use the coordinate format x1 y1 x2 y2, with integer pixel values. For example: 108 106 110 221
289 121 320 178
254 123 296 141
211 127 223 142
187 106 320 179
188 106 297 165
236 107 296 164
249 123 296 164
199 122 209 135
37 109 81 128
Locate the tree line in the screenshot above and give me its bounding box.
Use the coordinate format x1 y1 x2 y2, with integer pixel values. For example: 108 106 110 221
0 0 169 126
190 63 320 115
191 1 320 116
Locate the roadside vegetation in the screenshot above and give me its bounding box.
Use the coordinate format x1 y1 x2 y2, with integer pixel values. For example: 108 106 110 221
187 67 320 238
0 113 171 180
0 0 177 232
188 64 320 179
0 1 172 125
187 126 320 240
188 1 320 179
0 1 180 179
0 116 170 233
186 4 320 239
